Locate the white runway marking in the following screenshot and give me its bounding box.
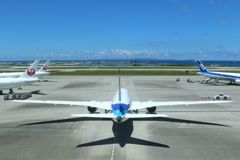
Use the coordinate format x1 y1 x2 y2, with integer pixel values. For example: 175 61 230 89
110 144 115 160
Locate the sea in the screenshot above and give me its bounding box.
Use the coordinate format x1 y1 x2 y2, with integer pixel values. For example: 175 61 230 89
53 59 240 67
1 59 240 67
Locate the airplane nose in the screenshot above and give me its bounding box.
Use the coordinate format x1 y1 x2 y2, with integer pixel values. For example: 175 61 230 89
116 116 122 123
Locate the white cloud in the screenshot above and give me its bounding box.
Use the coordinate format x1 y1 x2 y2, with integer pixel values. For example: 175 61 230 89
98 49 166 59
2 48 240 61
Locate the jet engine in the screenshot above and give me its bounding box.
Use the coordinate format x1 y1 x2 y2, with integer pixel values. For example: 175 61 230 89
146 107 156 113
87 106 97 113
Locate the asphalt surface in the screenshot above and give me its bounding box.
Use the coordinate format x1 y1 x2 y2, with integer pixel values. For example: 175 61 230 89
0 75 240 160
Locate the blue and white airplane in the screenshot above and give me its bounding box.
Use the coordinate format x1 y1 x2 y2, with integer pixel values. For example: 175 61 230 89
14 76 230 122
197 60 240 84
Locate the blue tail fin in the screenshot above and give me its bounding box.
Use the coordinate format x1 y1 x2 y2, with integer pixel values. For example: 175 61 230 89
197 60 208 73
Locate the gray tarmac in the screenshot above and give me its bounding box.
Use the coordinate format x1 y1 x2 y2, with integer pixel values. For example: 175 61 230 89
0 75 240 160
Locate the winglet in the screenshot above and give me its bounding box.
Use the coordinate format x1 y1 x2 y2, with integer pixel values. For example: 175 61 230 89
197 60 208 73
20 60 40 78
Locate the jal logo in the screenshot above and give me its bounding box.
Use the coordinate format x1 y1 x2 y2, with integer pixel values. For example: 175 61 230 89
43 66 48 71
27 69 35 76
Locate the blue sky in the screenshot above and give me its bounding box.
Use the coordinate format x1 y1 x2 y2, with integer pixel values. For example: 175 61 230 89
0 0 240 60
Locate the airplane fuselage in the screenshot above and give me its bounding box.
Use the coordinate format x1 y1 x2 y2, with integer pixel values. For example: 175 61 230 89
0 72 22 78
197 60 240 84
0 77 39 90
197 71 240 83
0 71 49 78
35 71 49 78
111 88 131 122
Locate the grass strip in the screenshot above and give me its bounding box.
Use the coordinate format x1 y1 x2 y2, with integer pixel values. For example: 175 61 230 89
50 70 198 76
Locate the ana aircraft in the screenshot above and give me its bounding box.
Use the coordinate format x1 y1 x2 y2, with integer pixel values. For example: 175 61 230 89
197 60 240 84
0 60 40 94
0 60 50 78
14 76 231 123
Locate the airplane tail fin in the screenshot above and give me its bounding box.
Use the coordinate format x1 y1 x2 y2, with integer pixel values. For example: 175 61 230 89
20 60 40 78
197 60 208 73
118 69 121 101
39 60 50 71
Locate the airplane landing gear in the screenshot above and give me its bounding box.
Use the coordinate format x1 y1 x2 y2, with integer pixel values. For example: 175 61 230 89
9 89 13 94
200 78 211 84
105 109 111 113
128 110 138 114
133 109 138 114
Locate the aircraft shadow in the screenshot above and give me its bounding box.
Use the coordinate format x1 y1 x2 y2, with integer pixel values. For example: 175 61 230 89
132 117 230 127
0 90 47 95
202 82 239 86
77 120 169 148
18 116 230 127
31 90 47 95
18 116 230 148
39 80 57 83
17 117 111 126
18 117 231 127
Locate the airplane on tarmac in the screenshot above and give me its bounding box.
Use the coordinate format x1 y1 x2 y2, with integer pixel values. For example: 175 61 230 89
14 75 231 123
34 60 50 78
0 60 50 78
0 60 40 94
197 60 240 84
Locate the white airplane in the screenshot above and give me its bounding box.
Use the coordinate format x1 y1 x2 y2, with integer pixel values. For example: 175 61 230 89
35 60 50 78
0 60 40 94
14 76 231 123
0 60 50 78
197 60 240 84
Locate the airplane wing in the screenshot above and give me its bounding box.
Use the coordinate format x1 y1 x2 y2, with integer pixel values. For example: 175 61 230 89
71 114 114 118
71 113 168 119
13 100 112 110
125 114 168 118
131 100 231 110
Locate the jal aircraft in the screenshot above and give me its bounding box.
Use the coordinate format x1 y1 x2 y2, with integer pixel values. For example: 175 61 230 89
14 76 231 123
0 60 50 78
34 60 50 78
197 60 240 84
0 60 40 94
